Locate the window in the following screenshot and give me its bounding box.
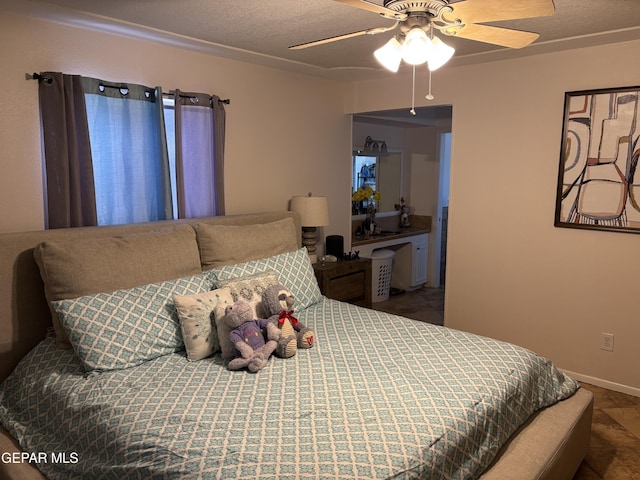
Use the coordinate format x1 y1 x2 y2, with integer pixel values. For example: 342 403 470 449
38 72 226 229
83 80 172 225
162 96 179 218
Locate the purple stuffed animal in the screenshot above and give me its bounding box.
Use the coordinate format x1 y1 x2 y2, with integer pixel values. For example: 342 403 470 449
224 300 279 373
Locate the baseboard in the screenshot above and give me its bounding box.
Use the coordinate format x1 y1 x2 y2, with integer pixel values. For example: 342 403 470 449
562 369 640 398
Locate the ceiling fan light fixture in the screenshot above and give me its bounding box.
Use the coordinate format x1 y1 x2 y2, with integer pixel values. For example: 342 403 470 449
401 27 432 66
374 37 403 72
427 35 455 71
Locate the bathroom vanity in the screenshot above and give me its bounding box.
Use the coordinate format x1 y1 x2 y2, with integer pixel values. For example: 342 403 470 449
352 216 431 291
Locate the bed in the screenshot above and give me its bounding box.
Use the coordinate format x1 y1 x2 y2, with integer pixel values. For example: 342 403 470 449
0 212 593 479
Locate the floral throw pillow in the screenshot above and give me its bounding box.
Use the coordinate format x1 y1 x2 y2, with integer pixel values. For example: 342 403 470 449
173 287 234 361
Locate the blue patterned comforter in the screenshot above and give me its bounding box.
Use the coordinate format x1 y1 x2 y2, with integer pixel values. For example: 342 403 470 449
0 298 578 479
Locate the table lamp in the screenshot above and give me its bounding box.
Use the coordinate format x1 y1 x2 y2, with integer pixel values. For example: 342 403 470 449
290 193 329 263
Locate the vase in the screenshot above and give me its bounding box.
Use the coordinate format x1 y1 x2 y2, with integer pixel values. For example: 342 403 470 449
366 203 376 233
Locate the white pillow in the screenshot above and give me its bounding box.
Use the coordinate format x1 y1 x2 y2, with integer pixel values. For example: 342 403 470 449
173 287 234 361
217 271 279 319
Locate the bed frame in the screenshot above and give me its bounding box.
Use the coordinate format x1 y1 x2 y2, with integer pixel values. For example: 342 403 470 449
0 212 593 480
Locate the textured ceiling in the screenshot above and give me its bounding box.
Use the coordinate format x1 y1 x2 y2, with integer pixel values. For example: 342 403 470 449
5 0 640 82
5 0 640 127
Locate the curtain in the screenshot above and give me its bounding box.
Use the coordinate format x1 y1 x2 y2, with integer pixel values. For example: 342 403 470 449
38 72 225 228
39 72 97 228
82 77 173 225
173 90 226 218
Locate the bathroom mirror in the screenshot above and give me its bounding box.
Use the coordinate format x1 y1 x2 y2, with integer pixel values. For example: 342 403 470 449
352 151 402 217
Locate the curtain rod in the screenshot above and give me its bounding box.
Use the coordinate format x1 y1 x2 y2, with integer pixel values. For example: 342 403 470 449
25 72 52 84
25 73 230 104
167 90 230 105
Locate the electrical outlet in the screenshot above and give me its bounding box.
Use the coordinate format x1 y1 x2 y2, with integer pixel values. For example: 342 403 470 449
601 333 614 352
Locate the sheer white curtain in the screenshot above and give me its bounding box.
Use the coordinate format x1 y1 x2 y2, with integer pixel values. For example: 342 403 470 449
83 77 173 225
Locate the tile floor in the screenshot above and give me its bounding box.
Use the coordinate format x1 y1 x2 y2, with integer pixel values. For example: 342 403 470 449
371 286 444 326
574 383 640 480
370 286 640 479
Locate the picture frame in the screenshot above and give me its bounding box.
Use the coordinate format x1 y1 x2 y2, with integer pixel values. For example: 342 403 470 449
554 85 640 234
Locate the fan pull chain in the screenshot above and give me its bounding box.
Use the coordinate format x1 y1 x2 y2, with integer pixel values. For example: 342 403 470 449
426 27 434 101
410 65 416 116
426 67 434 101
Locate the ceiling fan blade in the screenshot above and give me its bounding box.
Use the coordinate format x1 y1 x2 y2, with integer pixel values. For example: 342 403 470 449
452 24 540 49
289 29 370 50
289 24 397 50
447 0 554 24
334 0 403 19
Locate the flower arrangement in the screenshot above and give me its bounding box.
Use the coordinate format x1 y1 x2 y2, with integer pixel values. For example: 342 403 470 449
352 185 381 224
352 184 381 204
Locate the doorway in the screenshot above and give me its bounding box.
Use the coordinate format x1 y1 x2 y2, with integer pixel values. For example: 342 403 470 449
352 106 452 289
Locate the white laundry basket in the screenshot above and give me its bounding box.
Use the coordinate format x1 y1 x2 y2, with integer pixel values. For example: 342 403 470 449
370 249 395 303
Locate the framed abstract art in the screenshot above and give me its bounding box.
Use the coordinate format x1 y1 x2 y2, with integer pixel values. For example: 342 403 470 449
554 85 640 234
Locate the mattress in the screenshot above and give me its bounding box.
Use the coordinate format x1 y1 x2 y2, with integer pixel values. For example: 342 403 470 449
0 298 579 479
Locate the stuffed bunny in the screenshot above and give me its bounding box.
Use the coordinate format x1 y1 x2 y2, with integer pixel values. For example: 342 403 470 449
262 283 314 358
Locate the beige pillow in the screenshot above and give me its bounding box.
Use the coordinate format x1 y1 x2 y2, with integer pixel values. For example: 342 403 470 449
194 218 298 270
34 225 202 349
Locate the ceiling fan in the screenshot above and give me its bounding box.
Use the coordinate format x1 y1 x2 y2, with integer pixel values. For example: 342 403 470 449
290 0 555 71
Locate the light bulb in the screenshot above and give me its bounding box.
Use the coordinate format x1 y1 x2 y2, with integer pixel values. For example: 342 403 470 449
401 27 432 66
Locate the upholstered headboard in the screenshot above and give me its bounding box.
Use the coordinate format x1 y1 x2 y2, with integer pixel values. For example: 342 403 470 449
0 212 300 383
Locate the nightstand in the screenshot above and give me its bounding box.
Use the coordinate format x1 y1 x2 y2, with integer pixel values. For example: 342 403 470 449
313 259 372 308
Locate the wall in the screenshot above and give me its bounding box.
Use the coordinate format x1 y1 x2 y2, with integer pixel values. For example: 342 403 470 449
348 40 640 395
0 12 352 243
404 126 441 286
352 121 405 153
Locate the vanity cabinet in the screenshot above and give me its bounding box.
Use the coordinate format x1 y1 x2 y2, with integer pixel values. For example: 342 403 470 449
354 233 428 291
390 235 428 290
414 239 428 284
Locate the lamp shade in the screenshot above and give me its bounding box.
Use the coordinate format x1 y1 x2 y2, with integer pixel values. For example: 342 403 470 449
428 36 455 71
401 27 432 66
290 195 330 227
374 37 402 72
